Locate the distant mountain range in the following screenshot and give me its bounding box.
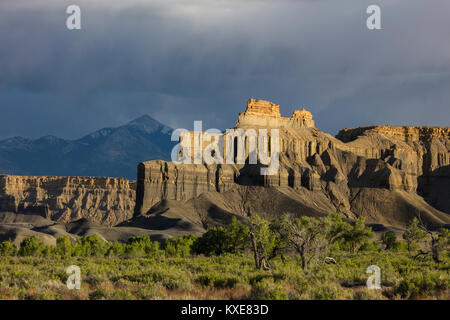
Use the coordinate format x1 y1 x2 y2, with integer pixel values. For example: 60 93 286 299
0 115 175 179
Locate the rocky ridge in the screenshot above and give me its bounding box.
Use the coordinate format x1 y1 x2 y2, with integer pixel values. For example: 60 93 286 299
135 99 450 230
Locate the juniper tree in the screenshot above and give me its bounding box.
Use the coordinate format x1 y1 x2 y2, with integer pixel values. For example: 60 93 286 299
402 217 427 253
382 231 398 250
342 217 374 254
278 215 329 270
249 215 278 270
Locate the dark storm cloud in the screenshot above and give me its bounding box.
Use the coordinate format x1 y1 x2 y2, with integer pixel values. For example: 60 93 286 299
0 0 449 139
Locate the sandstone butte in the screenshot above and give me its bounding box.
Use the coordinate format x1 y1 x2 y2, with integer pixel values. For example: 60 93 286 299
0 98 449 243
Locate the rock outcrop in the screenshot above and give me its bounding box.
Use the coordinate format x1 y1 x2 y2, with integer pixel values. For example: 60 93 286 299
135 99 450 229
0 175 136 226
0 98 448 244
235 98 315 129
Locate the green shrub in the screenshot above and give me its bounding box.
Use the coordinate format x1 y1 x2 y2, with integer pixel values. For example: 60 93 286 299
310 282 341 300
342 217 375 254
382 231 399 250
359 240 379 252
194 217 249 256
41 245 54 257
193 227 229 256
0 249 447 300
118 268 193 291
249 278 289 300
0 240 17 256
18 237 47 256
395 271 449 299
72 235 107 257
402 218 428 253
56 236 73 257
164 235 196 258
248 215 280 269
125 236 161 257
106 242 126 257
393 241 408 252
89 288 109 300
195 273 240 288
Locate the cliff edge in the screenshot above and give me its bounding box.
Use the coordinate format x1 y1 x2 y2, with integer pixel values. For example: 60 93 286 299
135 99 450 229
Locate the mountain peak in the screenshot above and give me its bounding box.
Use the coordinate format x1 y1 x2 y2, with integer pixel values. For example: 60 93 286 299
127 115 172 135
129 114 154 122
0 115 175 178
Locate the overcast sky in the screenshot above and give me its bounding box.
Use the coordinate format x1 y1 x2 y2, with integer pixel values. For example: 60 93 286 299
0 0 449 140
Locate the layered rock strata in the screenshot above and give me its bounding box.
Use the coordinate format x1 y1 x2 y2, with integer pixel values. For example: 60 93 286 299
135 99 450 229
235 98 315 129
0 175 136 226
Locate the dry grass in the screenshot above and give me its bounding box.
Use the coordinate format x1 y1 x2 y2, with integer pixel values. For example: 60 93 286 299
0 251 448 300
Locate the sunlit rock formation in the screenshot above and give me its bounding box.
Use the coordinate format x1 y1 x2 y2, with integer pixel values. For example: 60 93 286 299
135 99 450 229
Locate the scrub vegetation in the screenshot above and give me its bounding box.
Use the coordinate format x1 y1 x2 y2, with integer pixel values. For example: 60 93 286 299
0 215 448 300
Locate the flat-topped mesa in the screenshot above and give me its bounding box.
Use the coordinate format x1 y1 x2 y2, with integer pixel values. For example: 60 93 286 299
235 99 315 129
337 125 450 143
245 98 281 118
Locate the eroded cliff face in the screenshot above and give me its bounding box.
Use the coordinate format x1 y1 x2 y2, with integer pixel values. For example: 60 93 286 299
0 98 448 236
0 175 136 226
135 99 450 229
